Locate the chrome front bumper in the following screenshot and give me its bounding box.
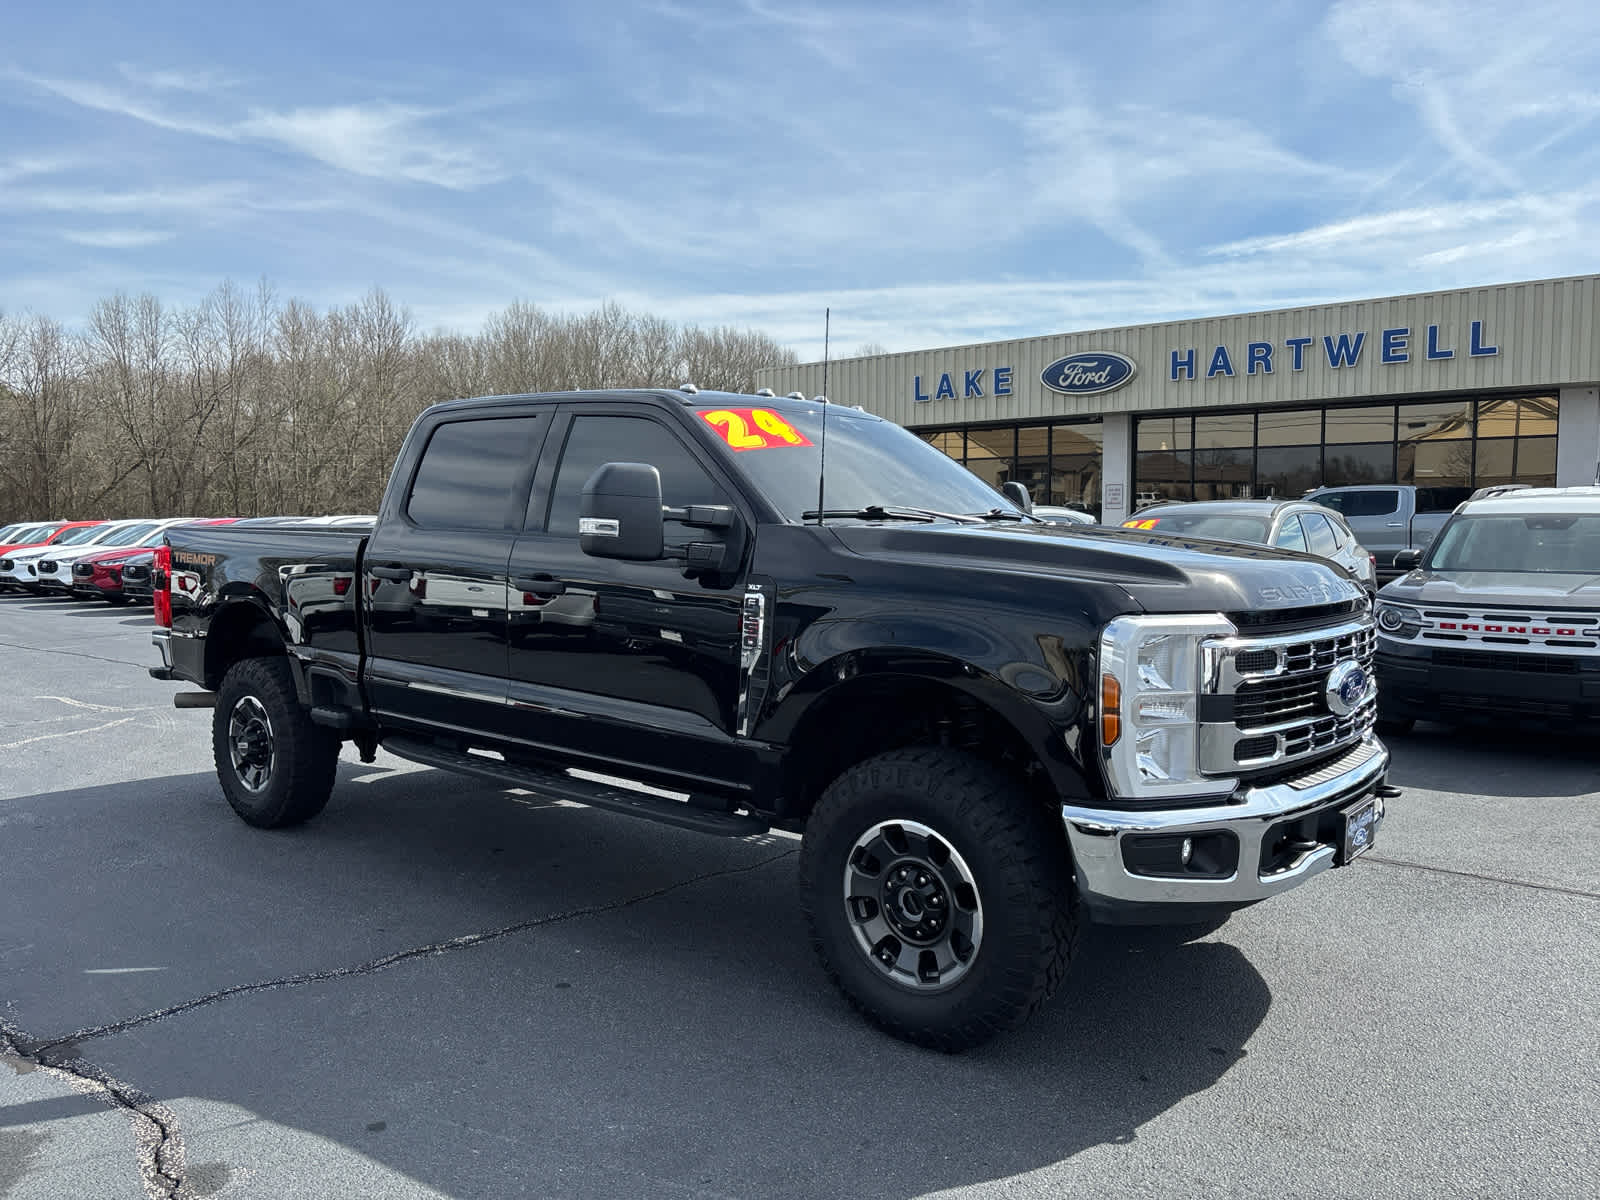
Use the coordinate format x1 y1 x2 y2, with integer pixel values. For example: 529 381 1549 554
1063 736 1389 911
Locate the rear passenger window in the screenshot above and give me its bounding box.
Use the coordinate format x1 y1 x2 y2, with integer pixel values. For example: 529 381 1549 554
1273 516 1307 551
407 417 541 529
1301 513 1339 556
545 415 728 546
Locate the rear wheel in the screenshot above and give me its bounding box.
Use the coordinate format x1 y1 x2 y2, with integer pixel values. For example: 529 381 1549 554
799 747 1077 1052
212 656 340 828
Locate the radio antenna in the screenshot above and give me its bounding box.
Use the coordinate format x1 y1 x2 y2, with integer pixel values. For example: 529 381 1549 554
814 307 830 524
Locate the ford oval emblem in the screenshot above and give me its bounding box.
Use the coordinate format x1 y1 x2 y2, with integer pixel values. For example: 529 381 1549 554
1325 662 1370 717
1040 351 1137 396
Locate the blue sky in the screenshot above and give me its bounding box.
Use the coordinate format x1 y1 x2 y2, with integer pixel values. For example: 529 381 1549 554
4 0 1599 359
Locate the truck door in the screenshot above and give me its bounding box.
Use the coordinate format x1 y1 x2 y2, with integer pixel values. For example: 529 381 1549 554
363 411 548 741
504 405 753 794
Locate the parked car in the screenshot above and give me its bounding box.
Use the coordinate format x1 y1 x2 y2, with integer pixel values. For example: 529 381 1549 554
32 519 176 594
7 519 162 594
118 552 159 605
1373 486 1600 732
0 522 68 559
0 522 104 591
72 518 237 603
1121 500 1377 593
148 387 1391 1052
1032 505 1096 525
1302 485 1472 581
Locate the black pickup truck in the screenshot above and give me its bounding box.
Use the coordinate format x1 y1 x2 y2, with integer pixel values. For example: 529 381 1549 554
150 388 1392 1050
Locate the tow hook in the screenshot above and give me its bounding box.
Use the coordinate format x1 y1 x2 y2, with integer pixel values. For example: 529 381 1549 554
1376 784 1402 799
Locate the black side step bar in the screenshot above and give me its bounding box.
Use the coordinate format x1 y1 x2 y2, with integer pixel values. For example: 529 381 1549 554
380 737 769 839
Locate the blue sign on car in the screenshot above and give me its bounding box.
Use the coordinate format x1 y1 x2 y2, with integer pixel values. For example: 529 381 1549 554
1040 351 1137 396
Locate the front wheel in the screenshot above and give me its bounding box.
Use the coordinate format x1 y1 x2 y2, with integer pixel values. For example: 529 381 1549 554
212 656 341 828
799 748 1078 1052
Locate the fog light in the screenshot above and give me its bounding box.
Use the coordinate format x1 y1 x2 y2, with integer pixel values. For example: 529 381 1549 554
1180 837 1193 866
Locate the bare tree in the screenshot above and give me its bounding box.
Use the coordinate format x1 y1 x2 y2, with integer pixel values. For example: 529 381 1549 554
0 282 801 521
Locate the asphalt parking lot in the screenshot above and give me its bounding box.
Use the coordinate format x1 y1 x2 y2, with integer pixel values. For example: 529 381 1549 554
2 594 1597 1200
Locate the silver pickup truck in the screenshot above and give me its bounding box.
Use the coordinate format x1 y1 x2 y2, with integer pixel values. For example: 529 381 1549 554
1305 485 1472 580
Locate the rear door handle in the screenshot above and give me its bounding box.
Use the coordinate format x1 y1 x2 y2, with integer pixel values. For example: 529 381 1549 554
370 566 412 581
512 575 566 596
1385 522 1405 528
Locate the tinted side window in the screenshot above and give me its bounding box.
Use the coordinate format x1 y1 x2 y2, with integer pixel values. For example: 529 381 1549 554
1301 512 1339 555
407 417 540 530
546 416 727 545
1274 515 1307 550
1324 489 1400 517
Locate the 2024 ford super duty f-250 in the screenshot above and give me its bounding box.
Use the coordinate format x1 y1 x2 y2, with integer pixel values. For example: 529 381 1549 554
149 388 1393 1050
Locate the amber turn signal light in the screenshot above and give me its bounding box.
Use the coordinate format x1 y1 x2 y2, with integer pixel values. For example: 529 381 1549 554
1100 673 1121 746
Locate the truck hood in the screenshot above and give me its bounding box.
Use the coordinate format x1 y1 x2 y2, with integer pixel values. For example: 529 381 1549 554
1380 570 1600 609
828 521 1366 616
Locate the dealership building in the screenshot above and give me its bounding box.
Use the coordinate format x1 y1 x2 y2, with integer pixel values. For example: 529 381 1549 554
757 273 1600 527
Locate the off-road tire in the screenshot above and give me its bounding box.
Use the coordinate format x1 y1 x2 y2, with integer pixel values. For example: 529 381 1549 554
799 747 1078 1052
213 656 340 828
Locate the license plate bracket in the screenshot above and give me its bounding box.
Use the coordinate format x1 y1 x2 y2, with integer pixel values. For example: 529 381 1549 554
1341 797 1379 864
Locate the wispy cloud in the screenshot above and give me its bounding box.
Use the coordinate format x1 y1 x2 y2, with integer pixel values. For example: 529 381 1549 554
60 229 176 249
238 104 501 190
12 69 503 190
115 63 240 93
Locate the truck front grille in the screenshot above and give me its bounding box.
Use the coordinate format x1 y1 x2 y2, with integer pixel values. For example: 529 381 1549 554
1199 617 1377 778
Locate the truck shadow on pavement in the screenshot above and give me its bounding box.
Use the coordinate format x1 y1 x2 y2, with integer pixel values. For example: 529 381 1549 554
1384 722 1599 799
1 765 1270 1199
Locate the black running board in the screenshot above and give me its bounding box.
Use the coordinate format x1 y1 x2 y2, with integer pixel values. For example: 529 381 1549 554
380 737 769 838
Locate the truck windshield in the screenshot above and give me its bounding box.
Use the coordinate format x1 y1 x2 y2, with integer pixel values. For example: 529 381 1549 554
1429 514 1600 573
697 404 1019 522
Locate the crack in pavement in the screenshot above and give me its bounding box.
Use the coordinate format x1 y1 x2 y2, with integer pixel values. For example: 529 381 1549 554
2 1021 187 1199
1360 853 1600 902
3 844 798 1196
0 639 148 669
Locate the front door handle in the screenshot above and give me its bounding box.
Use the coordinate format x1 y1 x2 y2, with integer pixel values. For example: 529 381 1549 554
512 575 566 596
1385 522 1405 528
370 566 412 581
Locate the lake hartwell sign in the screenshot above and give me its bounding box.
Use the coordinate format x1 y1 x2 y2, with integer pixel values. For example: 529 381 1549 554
1168 320 1498 381
912 352 1135 403
908 318 1500 405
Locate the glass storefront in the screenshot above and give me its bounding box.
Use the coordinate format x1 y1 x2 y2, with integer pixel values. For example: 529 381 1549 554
915 419 1105 515
1135 394 1558 507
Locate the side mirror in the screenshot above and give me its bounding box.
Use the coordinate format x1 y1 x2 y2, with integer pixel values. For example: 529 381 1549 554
1392 548 1421 572
580 463 665 561
1000 481 1033 514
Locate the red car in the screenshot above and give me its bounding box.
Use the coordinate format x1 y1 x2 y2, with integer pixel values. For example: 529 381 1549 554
74 518 238 604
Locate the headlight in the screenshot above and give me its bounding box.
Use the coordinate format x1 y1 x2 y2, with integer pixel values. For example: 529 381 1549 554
1375 602 1420 639
1099 614 1238 803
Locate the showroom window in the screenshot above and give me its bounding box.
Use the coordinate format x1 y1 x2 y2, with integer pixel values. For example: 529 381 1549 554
916 419 1105 514
1134 393 1559 508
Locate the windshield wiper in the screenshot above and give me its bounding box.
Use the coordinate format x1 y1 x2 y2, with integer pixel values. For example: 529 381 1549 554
802 505 980 524
966 507 1036 522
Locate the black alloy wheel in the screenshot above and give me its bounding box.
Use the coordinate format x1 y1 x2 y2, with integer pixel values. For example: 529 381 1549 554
212 656 341 828
800 747 1078 1052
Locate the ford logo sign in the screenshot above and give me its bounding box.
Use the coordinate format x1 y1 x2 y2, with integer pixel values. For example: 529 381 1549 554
1325 662 1370 717
1040 351 1137 396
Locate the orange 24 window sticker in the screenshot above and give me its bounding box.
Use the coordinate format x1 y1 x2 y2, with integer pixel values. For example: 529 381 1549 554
698 407 813 451
1122 518 1162 529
